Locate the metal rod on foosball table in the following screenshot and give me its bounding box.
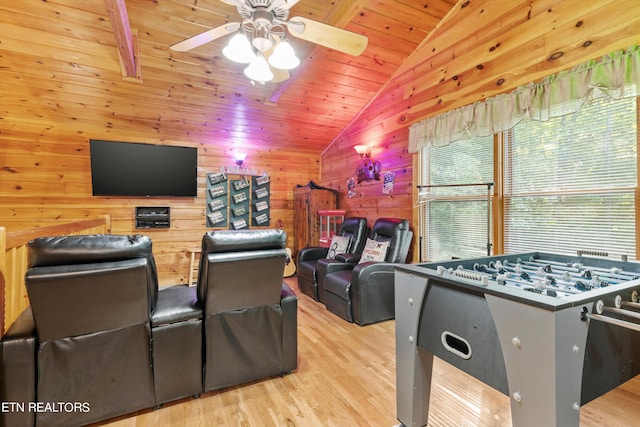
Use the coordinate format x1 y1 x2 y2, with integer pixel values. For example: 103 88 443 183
502 261 625 287
499 275 581 295
492 263 586 290
466 265 579 296
604 306 640 321
586 312 640 333
622 301 640 310
522 258 638 281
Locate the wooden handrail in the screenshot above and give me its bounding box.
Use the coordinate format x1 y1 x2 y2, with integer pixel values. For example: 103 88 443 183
1 215 111 334
5 216 111 249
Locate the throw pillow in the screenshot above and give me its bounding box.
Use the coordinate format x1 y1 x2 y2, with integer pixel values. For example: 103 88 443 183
359 238 390 263
327 235 351 259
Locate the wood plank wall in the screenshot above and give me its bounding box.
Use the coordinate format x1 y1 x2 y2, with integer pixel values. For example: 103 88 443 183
0 127 319 287
320 0 640 263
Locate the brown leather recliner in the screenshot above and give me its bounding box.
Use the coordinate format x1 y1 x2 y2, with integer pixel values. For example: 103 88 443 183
323 218 413 325
197 229 298 392
297 217 369 302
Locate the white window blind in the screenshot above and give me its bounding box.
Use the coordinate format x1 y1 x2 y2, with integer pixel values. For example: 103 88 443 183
421 136 494 261
504 92 637 258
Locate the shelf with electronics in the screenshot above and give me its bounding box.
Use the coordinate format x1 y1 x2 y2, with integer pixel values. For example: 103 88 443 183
205 154 271 230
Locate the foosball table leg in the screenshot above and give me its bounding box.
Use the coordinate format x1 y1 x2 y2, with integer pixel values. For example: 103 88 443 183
486 295 591 427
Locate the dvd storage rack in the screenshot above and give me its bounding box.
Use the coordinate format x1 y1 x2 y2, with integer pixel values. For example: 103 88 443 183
251 174 271 227
205 171 271 229
230 176 250 230
206 172 228 227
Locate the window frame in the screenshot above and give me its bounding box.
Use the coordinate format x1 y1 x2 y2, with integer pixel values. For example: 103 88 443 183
419 96 639 261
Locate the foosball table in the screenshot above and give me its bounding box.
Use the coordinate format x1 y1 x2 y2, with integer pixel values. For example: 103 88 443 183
395 252 640 427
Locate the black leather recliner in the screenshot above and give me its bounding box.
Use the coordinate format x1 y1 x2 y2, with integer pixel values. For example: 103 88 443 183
0 234 203 427
1 306 37 427
197 229 298 392
1 231 298 426
323 218 413 325
24 234 160 427
297 217 368 302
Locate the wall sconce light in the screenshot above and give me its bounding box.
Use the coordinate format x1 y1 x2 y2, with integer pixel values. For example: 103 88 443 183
354 145 381 183
354 145 370 158
235 152 247 166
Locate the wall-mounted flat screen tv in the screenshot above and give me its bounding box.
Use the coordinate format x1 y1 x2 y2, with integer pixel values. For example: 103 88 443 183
90 139 198 197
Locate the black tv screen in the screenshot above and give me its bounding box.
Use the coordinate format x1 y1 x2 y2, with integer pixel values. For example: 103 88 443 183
90 140 198 197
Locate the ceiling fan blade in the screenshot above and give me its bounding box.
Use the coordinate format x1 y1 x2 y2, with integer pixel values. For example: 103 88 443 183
286 16 367 56
170 22 240 52
218 0 243 6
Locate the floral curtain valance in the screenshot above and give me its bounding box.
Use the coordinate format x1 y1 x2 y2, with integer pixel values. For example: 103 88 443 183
409 45 640 152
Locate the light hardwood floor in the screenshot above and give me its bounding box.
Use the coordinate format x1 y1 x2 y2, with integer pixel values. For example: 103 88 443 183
94 277 640 427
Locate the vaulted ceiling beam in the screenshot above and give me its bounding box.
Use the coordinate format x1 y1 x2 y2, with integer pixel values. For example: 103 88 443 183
104 0 141 81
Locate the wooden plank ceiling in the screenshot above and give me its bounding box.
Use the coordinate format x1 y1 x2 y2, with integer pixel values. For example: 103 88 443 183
0 0 455 153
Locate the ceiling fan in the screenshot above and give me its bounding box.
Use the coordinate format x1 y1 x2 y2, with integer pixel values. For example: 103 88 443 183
170 0 368 83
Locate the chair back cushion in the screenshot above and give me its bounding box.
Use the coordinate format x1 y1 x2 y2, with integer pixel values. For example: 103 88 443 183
359 238 390 263
338 217 369 254
28 234 159 307
198 229 287 314
369 218 413 263
327 235 350 259
26 234 157 341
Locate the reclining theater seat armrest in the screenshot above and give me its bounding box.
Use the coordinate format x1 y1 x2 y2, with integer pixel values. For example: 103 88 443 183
316 257 359 276
351 262 400 325
151 285 203 405
334 253 361 263
281 282 297 301
297 246 329 263
1 306 37 427
315 257 361 303
4 306 36 338
151 285 202 327
280 282 298 373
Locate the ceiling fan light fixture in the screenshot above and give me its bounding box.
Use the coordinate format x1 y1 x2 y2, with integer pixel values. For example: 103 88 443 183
252 24 274 53
244 52 274 83
223 33 255 64
268 39 300 70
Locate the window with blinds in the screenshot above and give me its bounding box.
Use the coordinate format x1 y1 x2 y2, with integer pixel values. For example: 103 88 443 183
420 93 638 262
420 136 494 261
504 92 638 258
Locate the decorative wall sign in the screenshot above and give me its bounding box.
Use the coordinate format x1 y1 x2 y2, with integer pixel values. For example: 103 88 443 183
347 177 356 198
382 171 395 195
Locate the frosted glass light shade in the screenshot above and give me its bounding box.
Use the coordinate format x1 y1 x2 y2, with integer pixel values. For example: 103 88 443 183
268 40 300 70
223 33 256 64
244 52 274 83
252 36 273 53
354 145 370 156
234 152 247 165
